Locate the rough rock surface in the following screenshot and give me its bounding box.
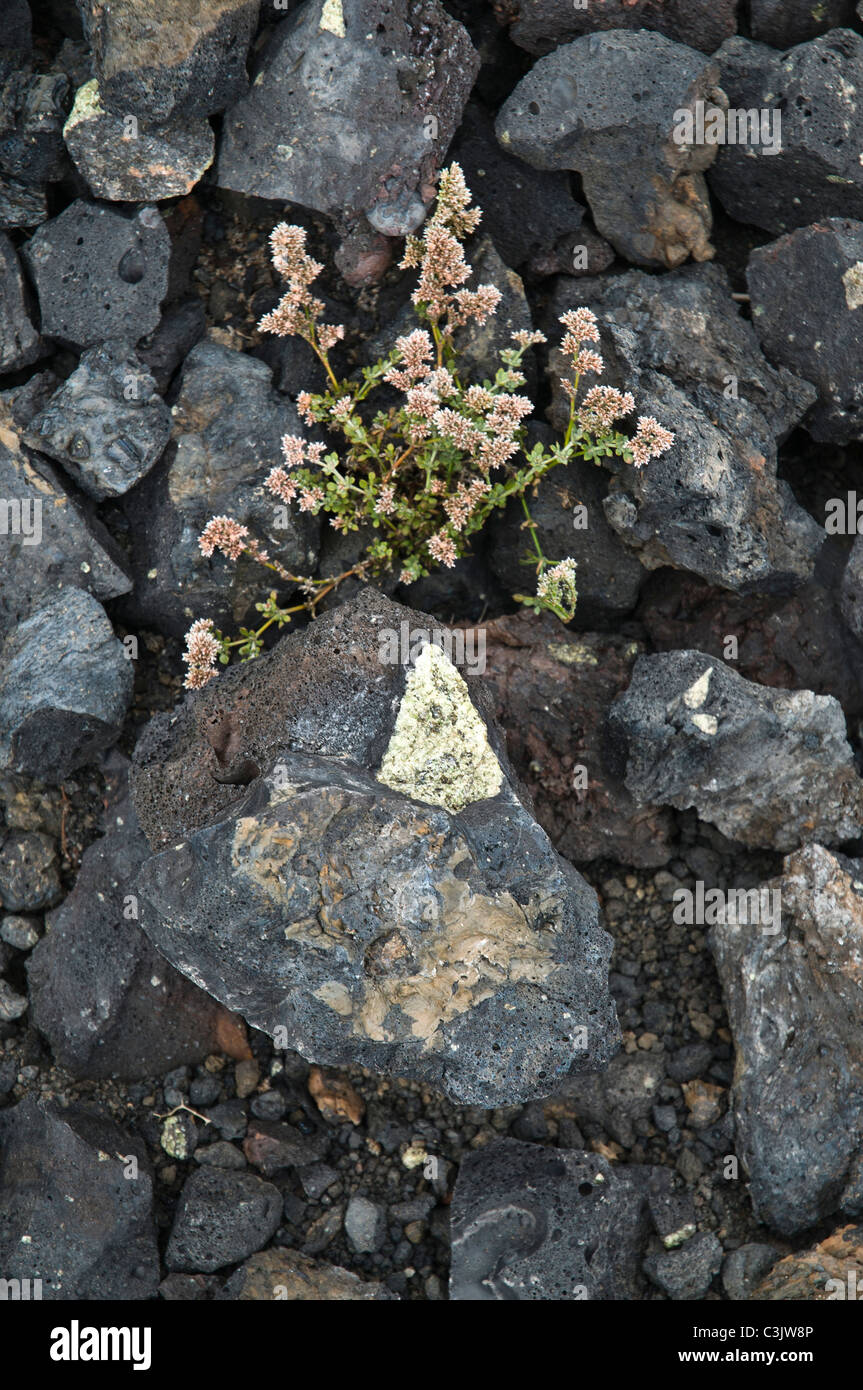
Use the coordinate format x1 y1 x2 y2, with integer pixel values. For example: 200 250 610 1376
0 67 71 185
0 1097 159 1299
78 0 258 122
712 844 863 1236
750 1225 863 1299
165 1167 283 1274
607 651 863 851
450 1138 653 1299
0 231 42 373
709 33 863 236
0 588 133 781
63 78 215 201
750 0 859 48
0 431 131 638
24 342 171 499
130 589 619 1106
747 219 863 445
220 1247 397 1300
496 31 724 268
0 174 47 230
23 199 170 349
28 774 250 1079
120 338 319 637
218 0 479 231
504 0 738 57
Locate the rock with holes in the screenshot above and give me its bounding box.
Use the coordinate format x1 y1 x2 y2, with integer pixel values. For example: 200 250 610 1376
24 342 171 499
165 1167 282 1273
62 79 215 202
22 199 169 350
130 589 619 1107
747 219 863 445
711 844 863 1235
449 1138 655 1299
0 1097 158 1299
217 0 479 231
607 650 863 850
709 33 863 237
503 0 738 57
496 31 725 269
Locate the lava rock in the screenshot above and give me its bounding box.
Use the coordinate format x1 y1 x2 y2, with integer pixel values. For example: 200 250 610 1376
0 174 47 230
608 651 863 850
23 199 170 350
24 342 170 499
220 1247 398 1300
556 1051 666 1149
0 588 133 781
345 1194 386 1253
496 31 724 268
1 913 40 950
722 1243 780 1300
747 219 863 445
749 1225 863 1299
63 78 215 201
0 231 41 372
137 297 206 395
450 1139 654 1300
119 338 319 638
28 781 250 1079
78 0 258 122
164 1167 282 1273
709 33 863 236
712 843 863 1235
644 1232 723 1300
751 0 859 47
0 67 71 184
0 431 132 638
217 0 479 227
472 613 674 866
130 589 619 1106
0 1097 158 1299
0 830 60 911
504 0 738 57
242 1118 329 1175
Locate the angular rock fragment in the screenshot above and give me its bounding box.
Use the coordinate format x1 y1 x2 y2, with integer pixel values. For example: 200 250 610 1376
0 588 133 781
747 219 863 445
217 0 479 229
709 33 863 236
0 67 71 185
503 0 738 57
0 1097 159 1299
496 31 725 268
450 1139 654 1300
165 1167 282 1273
750 1225 863 1299
23 199 169 350
78 0 258 122
607 651 863 851
221 1247 398 1300
0 431 132 637
28 777 250 1079
644 1232 723 1300
750 0 859 47
63 79 215 201
131 590 619 1106
712 844 863 1235
25 341 171 499
0 830 61 912
0 174 47 230
0 231 41 373
120 339 319 637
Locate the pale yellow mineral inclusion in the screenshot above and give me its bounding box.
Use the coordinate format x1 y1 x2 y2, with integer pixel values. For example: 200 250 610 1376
376 642 503 813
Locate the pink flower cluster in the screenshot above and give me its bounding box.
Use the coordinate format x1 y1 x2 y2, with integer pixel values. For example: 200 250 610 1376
182 618 220 690
400 162 501 333
258 222 345 353
264 435 327 510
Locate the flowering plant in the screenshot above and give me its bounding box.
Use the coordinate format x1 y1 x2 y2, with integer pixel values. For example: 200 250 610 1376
182 165 673 689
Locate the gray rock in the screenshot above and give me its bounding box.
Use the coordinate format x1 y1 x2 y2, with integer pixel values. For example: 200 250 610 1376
220 1246 397 1300
751 0 858 46
0 977 27 1020
555 1052 666 1149
0 174 47 230
709 33 863 236
63 78 215 201
0 432 132 639
722 1243 780 1300
137 298 206 395
25 342 171 499
841 534 863 640
0 1097 159 1299
0 831 61 912
23 200 169 350
0 913 40 950
217 0 479 227
119 338 319 638
130 589 619 1107
711 843 863 1235
450 1139 654 1300
644 1232 723 1300
345 1195 386 1253
505 0 738 56
0 231 41 373
242 1118 329 1175
607 650 863 850
496 31 724 268
165 1167 282 1273
0 588 133 781
0 68 71 185
747 219 863 445
78 0 258 122
195 1141 247 1171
